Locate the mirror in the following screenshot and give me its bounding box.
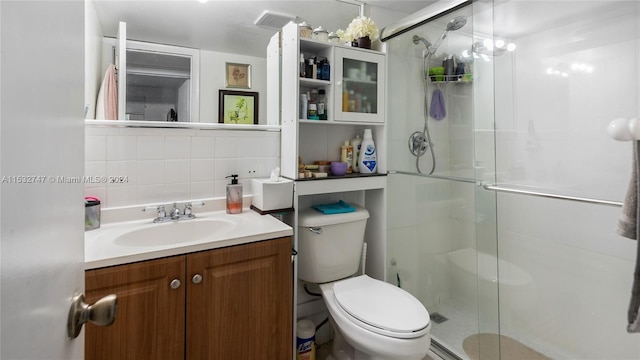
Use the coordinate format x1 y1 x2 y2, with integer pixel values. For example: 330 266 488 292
85 1 428 126
85 0 362 126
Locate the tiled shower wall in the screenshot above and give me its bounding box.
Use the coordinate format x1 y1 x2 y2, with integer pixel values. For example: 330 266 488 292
85 125 280 208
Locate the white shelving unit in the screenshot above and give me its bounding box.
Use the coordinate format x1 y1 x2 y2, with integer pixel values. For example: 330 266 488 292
280 26 389 274
277 22 388 359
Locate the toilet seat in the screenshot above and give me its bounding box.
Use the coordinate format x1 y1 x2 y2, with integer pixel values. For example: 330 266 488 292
332 275 430 339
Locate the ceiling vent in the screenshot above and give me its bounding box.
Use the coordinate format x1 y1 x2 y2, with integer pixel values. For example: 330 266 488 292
254 10 297 30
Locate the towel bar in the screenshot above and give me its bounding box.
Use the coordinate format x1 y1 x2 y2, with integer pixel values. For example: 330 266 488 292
483 184 623 207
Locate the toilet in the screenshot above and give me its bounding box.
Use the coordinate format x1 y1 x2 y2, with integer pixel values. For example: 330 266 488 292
298 206 431 360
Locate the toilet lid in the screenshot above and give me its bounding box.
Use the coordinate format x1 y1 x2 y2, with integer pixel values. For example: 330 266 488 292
333 275 430 339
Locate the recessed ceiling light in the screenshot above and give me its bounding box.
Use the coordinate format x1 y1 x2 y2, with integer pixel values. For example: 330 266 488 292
254 10 297 30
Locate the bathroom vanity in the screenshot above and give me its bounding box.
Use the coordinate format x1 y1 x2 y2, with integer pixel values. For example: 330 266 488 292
84 208 293 359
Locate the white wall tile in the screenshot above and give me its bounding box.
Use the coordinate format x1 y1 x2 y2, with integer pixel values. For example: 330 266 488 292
164 183 191 202
214 180 229 198
237 158 259 179
257 157 280 178
106 136 137 161
165 136 191 160
137 136 165 160
85 135 106 161
214 159 237 180
87 130 281 208
165 159 191 184
137 160 165 185
191 137 215 159
214 136 237 158
190 159 216 182
237 137 263 158
106 186 139 207
85 161 106 188
191 181 216 199
136 184 165 205
106 161 137 186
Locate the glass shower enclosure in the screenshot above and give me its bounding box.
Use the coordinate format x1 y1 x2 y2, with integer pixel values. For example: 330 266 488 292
385 1 640 359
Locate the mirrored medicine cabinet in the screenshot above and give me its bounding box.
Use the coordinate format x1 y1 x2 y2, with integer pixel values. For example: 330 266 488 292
115 22 200 123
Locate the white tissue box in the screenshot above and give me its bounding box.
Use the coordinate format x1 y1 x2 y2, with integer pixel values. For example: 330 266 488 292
251 178 293 211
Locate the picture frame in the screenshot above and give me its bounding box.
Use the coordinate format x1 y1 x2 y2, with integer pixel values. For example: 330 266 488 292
218 90 259 125
225 62 251 89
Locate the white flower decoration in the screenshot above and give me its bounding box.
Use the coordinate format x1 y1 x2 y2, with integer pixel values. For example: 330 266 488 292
339 16 379 42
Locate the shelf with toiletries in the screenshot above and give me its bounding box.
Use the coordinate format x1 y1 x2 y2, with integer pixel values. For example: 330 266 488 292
281 21 386 181
277 22 388 353
334 47 385 123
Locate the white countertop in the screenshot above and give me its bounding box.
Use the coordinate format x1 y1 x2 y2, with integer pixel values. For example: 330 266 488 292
85 208 293 270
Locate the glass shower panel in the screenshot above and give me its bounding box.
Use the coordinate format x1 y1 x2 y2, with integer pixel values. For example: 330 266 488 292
386 3 500 358
492 1 640 359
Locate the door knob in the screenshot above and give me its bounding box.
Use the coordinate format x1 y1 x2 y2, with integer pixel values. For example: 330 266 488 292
67 293 118 339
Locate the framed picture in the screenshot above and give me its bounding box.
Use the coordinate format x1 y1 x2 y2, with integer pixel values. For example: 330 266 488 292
225 62 251 89
218 90 259 124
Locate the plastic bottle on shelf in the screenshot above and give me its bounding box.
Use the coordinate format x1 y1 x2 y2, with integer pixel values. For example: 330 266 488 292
300 93 308 120
307 91 319 120
317 89 327 120
342 88 349 112
299 53 306 78
341 140 353 173
348 90 356 112
350 133 362 173
321 59 330 81
358 129 377 174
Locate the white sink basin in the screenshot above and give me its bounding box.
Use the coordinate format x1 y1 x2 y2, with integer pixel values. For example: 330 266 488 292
113 218 242 247
85 209 293 270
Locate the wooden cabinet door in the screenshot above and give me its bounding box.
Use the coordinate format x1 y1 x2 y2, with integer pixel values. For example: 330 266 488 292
85 256 186 360
186 237 292 360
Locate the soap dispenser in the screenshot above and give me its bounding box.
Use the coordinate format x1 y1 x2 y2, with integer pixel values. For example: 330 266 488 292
225 174 243 214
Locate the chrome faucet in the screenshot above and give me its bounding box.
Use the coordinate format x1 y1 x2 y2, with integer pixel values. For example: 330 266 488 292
169 203 181 219
143 202 203 223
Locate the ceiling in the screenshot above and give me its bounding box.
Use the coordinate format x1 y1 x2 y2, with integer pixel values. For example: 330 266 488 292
92 0 437 57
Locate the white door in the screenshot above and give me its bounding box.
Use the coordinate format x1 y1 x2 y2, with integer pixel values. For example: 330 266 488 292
1 1 86 358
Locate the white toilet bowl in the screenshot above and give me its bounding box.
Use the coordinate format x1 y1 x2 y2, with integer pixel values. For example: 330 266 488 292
296 207 431 360
319 275 431 360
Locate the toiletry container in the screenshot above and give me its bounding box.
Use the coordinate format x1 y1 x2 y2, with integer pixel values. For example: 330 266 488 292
350 134 362 173
300 94 308 120
358 129 377 173
296 319 316 360
340 141 353 173
317 89 327 120
85 196 101 231
299 53 306 78
226 174 243 214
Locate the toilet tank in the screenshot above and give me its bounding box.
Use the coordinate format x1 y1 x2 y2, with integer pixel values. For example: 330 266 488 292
297 206 370 283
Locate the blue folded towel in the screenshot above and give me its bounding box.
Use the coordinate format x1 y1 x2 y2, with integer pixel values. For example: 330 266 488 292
430 89 446 120
312 200 356 214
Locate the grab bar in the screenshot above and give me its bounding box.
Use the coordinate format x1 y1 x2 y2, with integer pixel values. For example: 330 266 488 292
482 184 623 207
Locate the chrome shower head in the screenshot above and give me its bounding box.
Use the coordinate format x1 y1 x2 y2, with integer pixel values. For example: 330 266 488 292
446 16 467 31
429 16 468 55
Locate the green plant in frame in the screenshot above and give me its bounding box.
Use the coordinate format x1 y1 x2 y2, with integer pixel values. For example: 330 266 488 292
218 90 258 125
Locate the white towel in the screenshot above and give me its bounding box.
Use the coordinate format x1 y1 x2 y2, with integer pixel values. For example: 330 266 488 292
618 141 640 333
95 64 118 120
